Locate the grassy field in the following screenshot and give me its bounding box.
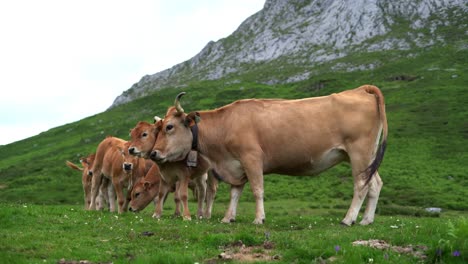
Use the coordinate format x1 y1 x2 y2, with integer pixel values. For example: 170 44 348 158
0 201 466 264
0 44 467 263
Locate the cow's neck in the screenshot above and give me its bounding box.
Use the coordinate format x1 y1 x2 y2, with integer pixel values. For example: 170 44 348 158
195 111 226 161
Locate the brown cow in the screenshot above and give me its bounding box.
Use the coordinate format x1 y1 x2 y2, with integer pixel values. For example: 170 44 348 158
151 85 388 225
88 136 148 213
65 154 110 210
128 120 218 220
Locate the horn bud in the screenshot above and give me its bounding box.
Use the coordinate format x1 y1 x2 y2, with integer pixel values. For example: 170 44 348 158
174 92 186 113
154 116 162 123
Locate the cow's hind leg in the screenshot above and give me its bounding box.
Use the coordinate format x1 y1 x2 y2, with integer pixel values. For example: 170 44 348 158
342 145 373 226
360 171 383 225
88 171 103 210
107 181 116 212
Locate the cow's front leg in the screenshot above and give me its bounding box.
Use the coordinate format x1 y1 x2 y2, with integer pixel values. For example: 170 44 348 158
153 179 171 219
242 156 265 224
194 173 207 219
221 184 245 223
113 180 125 214
204 171 218 219
178 175 191 221
173 181 181 217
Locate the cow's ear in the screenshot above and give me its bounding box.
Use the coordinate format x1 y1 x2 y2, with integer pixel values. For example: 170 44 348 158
143 181 151 190
184 112 201 127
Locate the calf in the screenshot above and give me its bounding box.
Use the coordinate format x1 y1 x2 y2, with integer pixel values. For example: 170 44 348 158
88 136 147 213
65 154 109 210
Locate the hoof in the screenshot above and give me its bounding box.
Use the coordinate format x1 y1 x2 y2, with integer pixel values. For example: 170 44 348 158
221 217 235 223
183 216 192 221
359 219 373 225
340 220 355 227
152 213 161 219
252 218 265 225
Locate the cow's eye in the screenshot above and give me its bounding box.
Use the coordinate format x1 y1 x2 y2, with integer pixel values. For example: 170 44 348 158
135 192 140 198
166 124 174 131
142 132 148 137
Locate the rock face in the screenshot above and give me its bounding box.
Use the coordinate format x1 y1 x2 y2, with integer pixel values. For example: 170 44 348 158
110 0 467 108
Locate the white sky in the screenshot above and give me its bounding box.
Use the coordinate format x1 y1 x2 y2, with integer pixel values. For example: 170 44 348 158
0 0 264 145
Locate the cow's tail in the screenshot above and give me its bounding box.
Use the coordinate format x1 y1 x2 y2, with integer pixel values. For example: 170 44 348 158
362 85 388 185
66 161 83 171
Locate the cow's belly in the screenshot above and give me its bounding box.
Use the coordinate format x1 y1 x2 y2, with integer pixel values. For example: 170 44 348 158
268 148 348 176
213 159 248 185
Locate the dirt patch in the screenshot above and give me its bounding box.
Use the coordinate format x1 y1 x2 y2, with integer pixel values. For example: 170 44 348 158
0 184 7 189
205 240 280 263
353 239 428 260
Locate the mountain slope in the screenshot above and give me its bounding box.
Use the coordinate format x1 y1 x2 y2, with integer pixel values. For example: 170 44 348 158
111 0 467 107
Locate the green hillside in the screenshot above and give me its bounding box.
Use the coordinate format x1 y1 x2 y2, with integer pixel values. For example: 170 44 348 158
0 43 467 216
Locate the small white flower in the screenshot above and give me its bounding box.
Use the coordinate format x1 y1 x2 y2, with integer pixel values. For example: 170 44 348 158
85 222 88 225
114 215 118 219
110 227 113 230
369 258 374 263
390 225 399 229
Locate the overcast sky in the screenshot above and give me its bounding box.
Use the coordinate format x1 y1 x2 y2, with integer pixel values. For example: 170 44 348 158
0 0 264 145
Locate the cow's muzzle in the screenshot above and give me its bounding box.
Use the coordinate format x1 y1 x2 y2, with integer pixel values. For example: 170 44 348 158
150 150 165 163
128 147 137 155
123 163 133 171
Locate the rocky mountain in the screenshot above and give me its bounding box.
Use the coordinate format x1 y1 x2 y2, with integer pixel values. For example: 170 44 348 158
110 0 467 108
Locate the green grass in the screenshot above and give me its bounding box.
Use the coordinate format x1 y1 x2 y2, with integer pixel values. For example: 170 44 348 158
0 202 466 264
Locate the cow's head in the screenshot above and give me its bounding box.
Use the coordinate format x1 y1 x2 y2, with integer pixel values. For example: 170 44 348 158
128 179 159 212
151 92 199 163
128 117 162 159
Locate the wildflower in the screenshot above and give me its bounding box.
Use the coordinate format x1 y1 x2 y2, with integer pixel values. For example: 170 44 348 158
384 253 389 260
334 245 340 253
390 225 399 229
452 250 460 257
369 258 374 263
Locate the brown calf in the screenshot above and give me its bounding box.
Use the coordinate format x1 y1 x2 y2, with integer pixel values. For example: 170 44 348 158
88 136 148 213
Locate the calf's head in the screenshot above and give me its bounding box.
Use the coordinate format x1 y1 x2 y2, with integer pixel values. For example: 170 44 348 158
128 179 159 212
128 117 162 159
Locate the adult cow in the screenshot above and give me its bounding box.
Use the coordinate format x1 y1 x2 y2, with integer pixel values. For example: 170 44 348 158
65 154 109 210
88 136 148 213
151 85 388 225
128 120 218 220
